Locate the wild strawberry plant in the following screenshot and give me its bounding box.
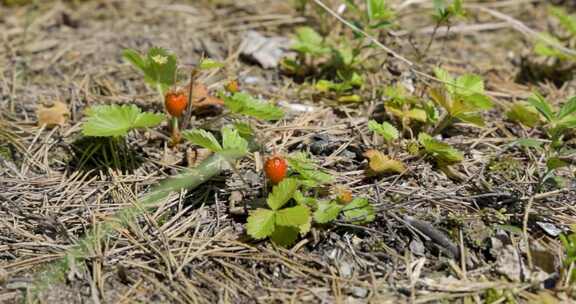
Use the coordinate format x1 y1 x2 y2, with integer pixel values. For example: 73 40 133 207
429 67 493 134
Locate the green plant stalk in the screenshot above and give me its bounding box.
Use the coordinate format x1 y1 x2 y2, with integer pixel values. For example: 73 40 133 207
30 152 238 298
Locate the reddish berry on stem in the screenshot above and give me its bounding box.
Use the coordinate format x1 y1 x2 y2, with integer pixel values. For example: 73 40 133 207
264 156 288 184
165 89 188 117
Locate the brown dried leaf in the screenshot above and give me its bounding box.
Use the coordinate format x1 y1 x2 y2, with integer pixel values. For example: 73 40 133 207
37 100 69 128
363 149 406 175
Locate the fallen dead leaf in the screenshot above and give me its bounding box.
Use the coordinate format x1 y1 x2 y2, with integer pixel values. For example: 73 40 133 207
363 149 406 175
37 100 69 128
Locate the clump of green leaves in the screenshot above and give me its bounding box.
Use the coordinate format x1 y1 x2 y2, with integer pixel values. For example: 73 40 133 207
533 6 576 61
368 119 399 142
525 92 576 146
123 47 177 96
432 0 465 25
282 26 364 101
246 178 311 246
183 125 249 160
383 84 433 132
344 0 395 31
429 68 493 134
82 104 164 137
287 151 333 187
418 132 463 165
315 197 375 224
223 92 284 121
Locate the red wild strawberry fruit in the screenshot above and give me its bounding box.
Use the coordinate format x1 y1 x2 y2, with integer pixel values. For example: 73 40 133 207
165 89 188 117
264 155 288 184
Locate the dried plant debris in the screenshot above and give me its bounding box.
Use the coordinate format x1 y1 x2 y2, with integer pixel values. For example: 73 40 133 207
1 1 576 303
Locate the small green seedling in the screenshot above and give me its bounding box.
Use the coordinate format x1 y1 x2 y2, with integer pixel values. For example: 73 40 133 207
525 92 576 147
432 0 465 25
344 0 395 31
246 178 311 246
418 132 463 165
123 47 177 97
383 84 432 132
183 125 249 160
533 6 576 61
368 119 399 143
429 67 493 134
282 26 364 101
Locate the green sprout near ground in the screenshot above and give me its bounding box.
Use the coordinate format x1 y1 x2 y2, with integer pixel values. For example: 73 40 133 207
429 67 493 135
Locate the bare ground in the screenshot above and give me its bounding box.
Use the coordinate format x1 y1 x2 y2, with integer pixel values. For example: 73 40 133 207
1 0 575 303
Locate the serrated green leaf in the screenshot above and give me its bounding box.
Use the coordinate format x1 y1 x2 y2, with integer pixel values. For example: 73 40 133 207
82 104 164 137
455 74 484 95
199 58 225 70
275 205 310 226
221 125 248 156
270 225 299 247
434 67 455 94
233 122 254 139
342 198 375 224
527 92 555 123
418 133 463 164
464 93 493 110
506 103 540 128
367 0 394 23
368 120 399 141
292 26 330 56
183 129 222 152
122 49 147 73
314 201 343 224
267 178 299 211
293 190 318 208
224 92 284 121
557 96 576 120
287 152 333 186
246 209 276 239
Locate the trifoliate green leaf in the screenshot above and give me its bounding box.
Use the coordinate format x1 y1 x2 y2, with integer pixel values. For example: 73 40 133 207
123 47 177 95
270 225 299 247
267 178 299 211
221 125 248 157
246 208 276 239
342 198 375 224
527 92 555 123
292 26 330 56
199 58 225 70
506 103 540 128
275 205 310 226
224 92 284 121
418 133 463 164
183 129 222 152
82 104 164 137
455 74 484 95
368 120 399 142
314 201 343 224
233 122 254 139
287 152 333 186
